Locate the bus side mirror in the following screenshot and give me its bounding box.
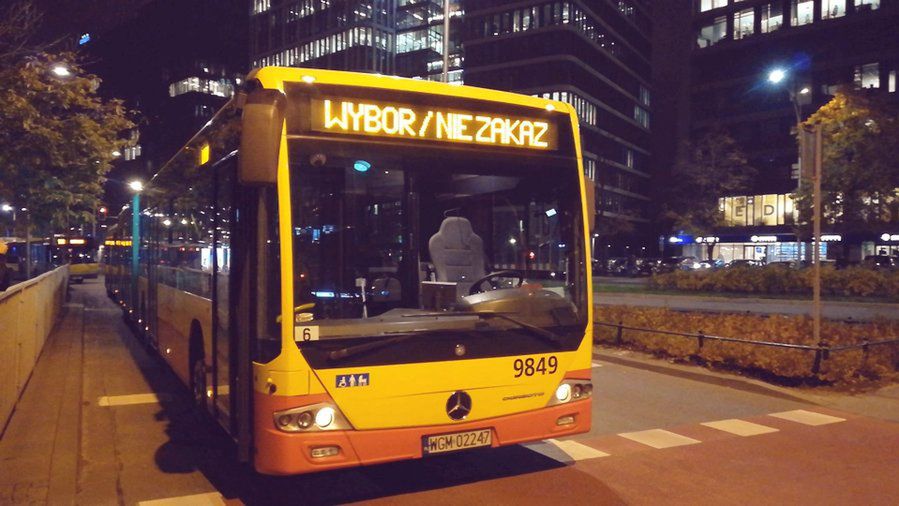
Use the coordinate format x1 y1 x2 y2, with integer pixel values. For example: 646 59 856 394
584 176 596 233
238 88 286 185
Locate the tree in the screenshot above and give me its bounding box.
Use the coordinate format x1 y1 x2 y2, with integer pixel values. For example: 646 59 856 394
795 88 899 244
0 4 135 235
661 128 756 259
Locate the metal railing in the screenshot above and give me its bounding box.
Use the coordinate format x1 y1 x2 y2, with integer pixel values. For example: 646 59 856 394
595 320 899 375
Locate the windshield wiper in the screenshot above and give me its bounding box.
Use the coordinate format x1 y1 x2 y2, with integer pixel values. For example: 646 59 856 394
402 311 564 348
327 328 463 362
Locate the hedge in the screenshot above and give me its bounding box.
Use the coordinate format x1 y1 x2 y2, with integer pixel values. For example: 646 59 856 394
650 265 899 300
595 305 899 385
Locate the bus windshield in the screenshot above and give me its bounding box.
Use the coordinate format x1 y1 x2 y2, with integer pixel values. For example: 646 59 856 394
289 144 587 344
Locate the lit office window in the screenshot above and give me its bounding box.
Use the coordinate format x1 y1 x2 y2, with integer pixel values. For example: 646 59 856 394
168 77 235 98
889 71 897 93
634 105 649 128
791 0 814 26
821 0 846 19
854 0 880 11
253 0 271 15
761 2 784 32
854 63 880 88
639 85 650 107
733 9 755 40
696 16 726 48
123 144 142 161
584 158 596 181
699 0 727 12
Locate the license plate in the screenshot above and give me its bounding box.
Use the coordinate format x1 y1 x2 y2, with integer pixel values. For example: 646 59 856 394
422 429 492 455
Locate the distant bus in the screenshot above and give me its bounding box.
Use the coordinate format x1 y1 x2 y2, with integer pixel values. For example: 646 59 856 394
105 67 593 475
53 236 99 283
1 236 51 281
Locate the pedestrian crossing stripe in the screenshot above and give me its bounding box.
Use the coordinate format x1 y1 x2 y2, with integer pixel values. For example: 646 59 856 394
137 492 226 505
769 409 845 426
98 393 171 407
618 429 701 449
701 419 779 437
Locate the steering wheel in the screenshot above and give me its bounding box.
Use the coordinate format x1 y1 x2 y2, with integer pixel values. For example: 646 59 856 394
468 270 524 295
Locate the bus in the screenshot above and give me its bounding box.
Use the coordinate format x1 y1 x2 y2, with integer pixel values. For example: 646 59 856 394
53 235 100 283
105 67 594 475
1 236 51 282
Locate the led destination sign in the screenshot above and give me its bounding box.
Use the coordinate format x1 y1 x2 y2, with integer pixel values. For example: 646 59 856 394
310 97 558 150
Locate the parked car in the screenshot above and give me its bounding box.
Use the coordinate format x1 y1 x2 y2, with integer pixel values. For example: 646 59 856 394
768 260 799 269
863 255 896 271
726 259 764 268
654 256 699 273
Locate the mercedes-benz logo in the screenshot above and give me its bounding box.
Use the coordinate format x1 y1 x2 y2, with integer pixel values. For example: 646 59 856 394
446 391 472 421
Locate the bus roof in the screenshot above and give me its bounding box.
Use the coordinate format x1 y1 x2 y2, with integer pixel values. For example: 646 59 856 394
245 67 574 118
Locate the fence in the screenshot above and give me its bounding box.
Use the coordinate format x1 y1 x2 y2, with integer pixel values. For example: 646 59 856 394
0 265 68 431
596 320 899 378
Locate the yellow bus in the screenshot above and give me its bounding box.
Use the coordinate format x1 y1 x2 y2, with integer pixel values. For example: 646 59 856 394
106 67 593 475
54 236 100 283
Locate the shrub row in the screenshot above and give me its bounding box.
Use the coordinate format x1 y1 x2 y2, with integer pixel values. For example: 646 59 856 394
595 305 899 385
649 265 899 300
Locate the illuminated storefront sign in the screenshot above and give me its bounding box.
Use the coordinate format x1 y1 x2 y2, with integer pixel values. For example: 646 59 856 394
750 235 778 243
881 233 899 242
311 97 558 150
821 234 842 242
695 236 719 244
720 194 796 227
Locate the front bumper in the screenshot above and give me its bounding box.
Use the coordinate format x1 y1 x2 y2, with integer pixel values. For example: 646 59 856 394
253 392 591 476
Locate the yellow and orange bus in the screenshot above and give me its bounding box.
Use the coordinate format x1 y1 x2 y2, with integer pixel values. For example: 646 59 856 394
53 235 99 283
105 67 593 475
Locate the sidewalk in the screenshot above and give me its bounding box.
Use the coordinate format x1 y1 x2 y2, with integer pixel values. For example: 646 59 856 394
594 345 899 424
0 302 84 504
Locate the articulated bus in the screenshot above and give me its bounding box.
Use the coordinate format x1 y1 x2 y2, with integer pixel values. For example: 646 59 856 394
105 67 593 475
53 235 100 283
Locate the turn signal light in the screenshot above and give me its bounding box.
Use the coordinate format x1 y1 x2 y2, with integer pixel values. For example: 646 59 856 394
310 446 340 458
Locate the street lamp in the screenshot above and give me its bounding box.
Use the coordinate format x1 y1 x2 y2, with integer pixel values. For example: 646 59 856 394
128 180 143 308
51 64 71 77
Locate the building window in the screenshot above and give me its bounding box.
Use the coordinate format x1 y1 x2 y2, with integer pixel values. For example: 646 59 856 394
697 16 727 48
761 1 784 32
626 148 635 168
618 1 634 17
699 0 728 12
889 71 896 93
821 0 846 19
733 9 755 40
634 106 649 128
854 0 880 11
791 0 814 26
854 63 880 88
169 77 235 98
639 85 650 107
252 0 271 15
585 158 596 181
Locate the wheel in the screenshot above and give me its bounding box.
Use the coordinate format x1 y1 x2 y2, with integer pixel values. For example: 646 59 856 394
468 270 524 295
191 356 208 412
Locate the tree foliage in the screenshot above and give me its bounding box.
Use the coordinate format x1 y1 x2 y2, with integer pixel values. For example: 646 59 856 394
661 128 756 236
0 1 135 234
796 88 899 235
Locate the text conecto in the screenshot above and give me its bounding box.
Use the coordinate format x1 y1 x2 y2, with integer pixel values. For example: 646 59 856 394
311 98 558 150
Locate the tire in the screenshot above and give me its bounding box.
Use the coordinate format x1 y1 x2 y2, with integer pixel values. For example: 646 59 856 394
191 355 208 413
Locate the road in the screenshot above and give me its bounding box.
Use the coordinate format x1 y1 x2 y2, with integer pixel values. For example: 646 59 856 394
596 290 899 321
2 280 898 504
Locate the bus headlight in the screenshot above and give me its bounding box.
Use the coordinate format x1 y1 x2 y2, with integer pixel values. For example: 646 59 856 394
547 380 593 406
555 384 572 403
315 407 335 428
273 402 352 432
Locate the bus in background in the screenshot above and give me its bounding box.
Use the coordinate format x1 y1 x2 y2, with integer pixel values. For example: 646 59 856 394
53 236 100 283
0 236 52 282
106 67 594 475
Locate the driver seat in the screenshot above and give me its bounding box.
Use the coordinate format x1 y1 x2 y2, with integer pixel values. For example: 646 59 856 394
428 217 487 295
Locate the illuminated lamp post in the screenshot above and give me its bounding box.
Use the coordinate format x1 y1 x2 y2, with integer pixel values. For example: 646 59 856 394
768 67 822 346
128 180 143 309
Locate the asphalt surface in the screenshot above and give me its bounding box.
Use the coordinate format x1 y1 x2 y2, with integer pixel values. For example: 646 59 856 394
595 290 899 321
2 280 898 505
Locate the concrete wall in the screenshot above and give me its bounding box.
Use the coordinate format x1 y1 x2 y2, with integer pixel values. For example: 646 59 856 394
0 266 68 431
